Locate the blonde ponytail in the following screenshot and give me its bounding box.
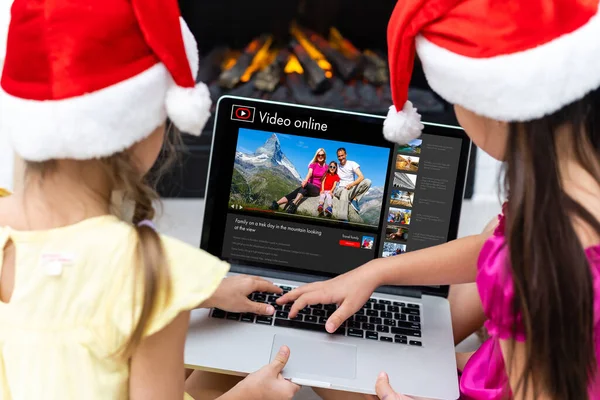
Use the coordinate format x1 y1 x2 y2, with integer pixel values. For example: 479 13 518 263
109 153 172 359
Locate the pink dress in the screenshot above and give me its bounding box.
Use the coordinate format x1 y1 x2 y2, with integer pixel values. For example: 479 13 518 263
459 210 600 399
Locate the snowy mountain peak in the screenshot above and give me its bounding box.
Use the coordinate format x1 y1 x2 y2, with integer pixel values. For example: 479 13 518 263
255 134 282 160
235 134 301 181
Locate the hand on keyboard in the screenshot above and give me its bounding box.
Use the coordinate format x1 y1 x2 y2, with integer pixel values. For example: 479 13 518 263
277 265 380 333
203 275 282 315
213 284 423 345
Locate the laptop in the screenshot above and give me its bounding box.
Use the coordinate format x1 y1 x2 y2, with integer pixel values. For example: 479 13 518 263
185 96 471 399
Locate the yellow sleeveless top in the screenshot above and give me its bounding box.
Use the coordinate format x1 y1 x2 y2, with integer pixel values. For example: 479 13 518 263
0 209 228 399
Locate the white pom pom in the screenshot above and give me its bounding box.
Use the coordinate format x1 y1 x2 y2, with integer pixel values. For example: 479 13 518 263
165 81 212 136
382 101 424 144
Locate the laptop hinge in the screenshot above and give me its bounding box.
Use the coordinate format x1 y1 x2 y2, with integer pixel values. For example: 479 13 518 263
230 264 331 285
374 285 422 299
229 264 422 299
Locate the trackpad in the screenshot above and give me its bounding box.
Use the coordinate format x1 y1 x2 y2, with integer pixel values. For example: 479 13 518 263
270 334 357 379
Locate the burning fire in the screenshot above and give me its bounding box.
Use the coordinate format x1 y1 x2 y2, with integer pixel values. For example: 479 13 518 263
240 37 274 82
290 22 332 76
284 54 304 74
329 27 360 59
221 50 241 71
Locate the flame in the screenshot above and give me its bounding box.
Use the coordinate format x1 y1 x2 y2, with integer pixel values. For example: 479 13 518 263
240 37 274 83
221 51 241 71
264 50 277 67
329 27 344 48
284 55 304 74
329 27 359 59
363 49 378 59
246 40 260 53
290 23 332 73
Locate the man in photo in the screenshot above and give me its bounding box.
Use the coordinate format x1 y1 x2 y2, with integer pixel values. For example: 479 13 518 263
334 148 372 220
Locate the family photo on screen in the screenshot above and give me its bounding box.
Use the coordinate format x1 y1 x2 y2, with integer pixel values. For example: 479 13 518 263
229 128 390 228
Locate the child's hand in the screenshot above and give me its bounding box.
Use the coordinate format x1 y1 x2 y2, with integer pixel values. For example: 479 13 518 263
374 372 415 399
227 346 300 400
277 263 380 333
203 275 282 316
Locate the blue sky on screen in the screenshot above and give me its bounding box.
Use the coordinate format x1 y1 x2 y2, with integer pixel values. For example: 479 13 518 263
236 128 390 187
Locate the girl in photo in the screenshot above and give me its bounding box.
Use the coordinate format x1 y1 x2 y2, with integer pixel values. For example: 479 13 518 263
279 1 600 399
0 1 299 399
318 161 341 217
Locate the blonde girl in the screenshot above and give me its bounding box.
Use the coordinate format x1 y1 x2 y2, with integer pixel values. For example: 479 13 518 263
0 1 299 399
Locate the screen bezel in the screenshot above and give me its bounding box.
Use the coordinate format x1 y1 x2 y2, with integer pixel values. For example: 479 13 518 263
200 96 471 299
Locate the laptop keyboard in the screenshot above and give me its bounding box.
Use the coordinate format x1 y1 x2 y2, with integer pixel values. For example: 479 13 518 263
210 285 423 347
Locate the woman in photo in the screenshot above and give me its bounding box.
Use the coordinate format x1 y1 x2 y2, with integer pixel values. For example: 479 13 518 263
270 148 328 214
318 161 341 217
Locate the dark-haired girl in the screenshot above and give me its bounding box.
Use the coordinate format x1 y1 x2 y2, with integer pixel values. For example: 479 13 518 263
279 1 600 399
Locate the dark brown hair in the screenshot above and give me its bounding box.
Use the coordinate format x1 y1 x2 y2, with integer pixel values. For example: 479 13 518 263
504 87 600 398
26 124 183 358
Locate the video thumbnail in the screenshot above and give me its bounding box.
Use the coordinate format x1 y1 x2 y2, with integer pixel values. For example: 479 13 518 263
397 139 422 156
390 190 414 208
388 207 411 225
385 226 409 243
361 236 374 249
229 128 390 228
396 155 419 172
382 242 407 258
393 172 417 190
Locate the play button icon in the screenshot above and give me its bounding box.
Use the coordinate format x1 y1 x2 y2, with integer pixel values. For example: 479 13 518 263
231 105 255 123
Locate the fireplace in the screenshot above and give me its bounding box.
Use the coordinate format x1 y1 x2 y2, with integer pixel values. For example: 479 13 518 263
156 0 477 198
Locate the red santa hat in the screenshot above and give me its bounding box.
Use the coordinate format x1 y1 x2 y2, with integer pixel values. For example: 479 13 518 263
0 2 9 66
384 0 600 144
0 0 211 161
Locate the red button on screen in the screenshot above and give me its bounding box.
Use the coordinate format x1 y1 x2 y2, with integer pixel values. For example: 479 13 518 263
339 240 360 248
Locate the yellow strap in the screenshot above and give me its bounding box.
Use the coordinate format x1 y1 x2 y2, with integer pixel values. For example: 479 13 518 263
0 189 10 279
183 392 195 400
0 187 10 253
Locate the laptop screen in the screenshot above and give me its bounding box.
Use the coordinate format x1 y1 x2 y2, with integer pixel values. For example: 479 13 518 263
202 97 471 297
